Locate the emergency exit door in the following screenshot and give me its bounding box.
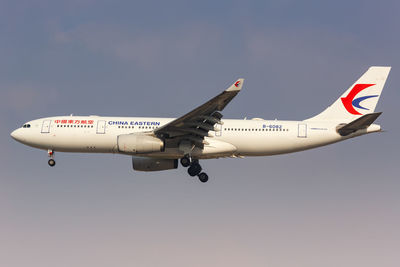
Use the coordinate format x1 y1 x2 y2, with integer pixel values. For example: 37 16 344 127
41 120 51 133
298 123 307 138
215 123 222 137
96 120 106 134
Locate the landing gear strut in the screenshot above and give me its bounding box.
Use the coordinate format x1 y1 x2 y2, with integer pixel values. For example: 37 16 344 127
180 155 209 183
47 149 56 167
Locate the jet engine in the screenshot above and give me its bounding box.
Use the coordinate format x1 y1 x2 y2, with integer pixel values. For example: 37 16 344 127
118 134 164 154
132 157 178 171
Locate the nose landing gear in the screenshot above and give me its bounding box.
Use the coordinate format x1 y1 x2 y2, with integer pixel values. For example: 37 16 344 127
180 155 209 183
47 149 56 167
48 159 56 167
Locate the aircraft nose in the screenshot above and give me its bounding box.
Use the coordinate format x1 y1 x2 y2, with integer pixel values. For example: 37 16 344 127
10 128 24 142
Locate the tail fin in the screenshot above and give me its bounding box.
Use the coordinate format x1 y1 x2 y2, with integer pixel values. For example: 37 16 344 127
307 66 391 121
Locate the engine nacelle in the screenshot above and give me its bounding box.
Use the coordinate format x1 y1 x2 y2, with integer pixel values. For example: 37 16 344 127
118 134 164 154
132 157 178 171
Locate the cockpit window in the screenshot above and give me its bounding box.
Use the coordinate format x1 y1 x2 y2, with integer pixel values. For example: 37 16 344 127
22 124 31 128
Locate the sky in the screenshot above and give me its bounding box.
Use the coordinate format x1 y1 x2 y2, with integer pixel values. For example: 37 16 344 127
1 0 400 266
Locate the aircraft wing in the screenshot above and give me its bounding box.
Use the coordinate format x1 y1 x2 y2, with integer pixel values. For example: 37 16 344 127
154 78 244 148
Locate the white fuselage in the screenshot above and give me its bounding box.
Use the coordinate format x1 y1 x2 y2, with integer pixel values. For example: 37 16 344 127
11 116 381 159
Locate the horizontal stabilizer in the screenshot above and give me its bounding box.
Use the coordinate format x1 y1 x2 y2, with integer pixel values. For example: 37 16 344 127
337 112 382 136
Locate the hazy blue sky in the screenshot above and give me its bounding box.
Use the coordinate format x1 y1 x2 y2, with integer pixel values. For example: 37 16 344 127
1 1 399 266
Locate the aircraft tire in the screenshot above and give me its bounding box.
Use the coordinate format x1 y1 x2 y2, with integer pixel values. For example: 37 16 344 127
48 159 56 167
198 172 209 183
180 156 191 167
188 163 202 176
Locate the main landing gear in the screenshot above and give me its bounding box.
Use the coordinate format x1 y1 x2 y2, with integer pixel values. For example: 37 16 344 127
180 156 191 167
180 155 209 183
47 149 56 167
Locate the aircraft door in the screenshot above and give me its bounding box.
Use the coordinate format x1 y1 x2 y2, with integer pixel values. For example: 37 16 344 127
41 120 51 133
215 123 222 137
96 120 106 134
298 123 307 138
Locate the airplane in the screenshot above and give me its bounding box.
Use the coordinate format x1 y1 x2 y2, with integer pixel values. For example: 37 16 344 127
11 66 391 183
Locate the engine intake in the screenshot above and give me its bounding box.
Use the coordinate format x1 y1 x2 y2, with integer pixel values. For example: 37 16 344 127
132 157 178 171
118 134 164 154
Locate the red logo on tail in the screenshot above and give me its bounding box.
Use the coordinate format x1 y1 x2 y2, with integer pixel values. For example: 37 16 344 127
341 84 375 115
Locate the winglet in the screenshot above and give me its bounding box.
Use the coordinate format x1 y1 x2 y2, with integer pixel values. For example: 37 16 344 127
226 78 244 92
